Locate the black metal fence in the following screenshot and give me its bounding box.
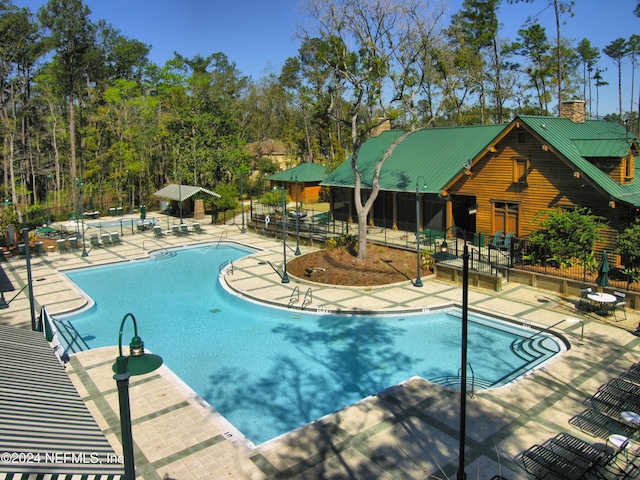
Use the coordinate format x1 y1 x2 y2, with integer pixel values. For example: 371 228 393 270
246 204 640 293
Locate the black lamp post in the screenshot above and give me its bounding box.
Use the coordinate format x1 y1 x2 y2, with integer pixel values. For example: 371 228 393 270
281 183 289 283
23 227 36 331
239 171 246 234
127 169 132 215
293 174 301 256
112 313 163 480
78 182 88 257
45 174 52 226
414 177 427 287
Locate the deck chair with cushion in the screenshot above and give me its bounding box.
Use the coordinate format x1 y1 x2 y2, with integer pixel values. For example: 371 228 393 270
101 232 113 246
171 224 181 236
89 234 102 248
153 226 165 238
110 232 122 245
192 222 205 234
68 237 80 250
34 242 46 256
56 238 69 253
180 223 190 235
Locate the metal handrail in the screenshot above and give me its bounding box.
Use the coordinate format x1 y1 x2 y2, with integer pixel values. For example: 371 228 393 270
459 362 476 397
302 288 312 309
142 239 170 254
219 259 233 275
289 286 299 307
216 231 228 248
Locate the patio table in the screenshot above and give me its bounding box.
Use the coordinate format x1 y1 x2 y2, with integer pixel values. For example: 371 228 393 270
587 292 616 314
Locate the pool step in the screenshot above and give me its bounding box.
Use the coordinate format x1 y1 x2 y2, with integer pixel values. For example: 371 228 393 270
154 250 177 260
511 337 558 362
428 375 495 390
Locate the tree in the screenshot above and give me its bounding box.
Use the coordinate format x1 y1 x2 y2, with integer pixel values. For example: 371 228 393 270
593 67 608 118
507 0 574 112
528 207 603 268
627 34 640 133
508 23 553 114
575 39 599 117
603 38 628 119
616 219 640 287
299 0 446 260
37 0 97 218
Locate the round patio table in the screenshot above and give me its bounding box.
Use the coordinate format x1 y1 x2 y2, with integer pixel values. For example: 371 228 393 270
587 292 617 314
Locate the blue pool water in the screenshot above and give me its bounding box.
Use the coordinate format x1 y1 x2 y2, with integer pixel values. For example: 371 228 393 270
58 243 562 446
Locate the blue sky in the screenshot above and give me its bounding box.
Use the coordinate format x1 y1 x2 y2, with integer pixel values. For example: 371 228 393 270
11 0 640 117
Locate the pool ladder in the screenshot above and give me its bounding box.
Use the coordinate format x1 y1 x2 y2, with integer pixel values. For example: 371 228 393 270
219 259 234 275
289 286 313 309
216 231 228 248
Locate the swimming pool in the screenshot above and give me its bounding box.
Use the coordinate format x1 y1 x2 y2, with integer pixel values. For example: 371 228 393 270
56 243 564 446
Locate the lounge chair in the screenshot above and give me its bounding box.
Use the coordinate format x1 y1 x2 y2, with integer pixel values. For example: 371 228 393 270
542 432 616 472
90 234 102 248
56 239 69 253
101 233 113 246
153 226 165 238
68 237 80 250
34 242 46 256
569 408 637 440
180 223 190 235
519 443 590 480
110 232 122 245
192 222 205 234
171 225 181 236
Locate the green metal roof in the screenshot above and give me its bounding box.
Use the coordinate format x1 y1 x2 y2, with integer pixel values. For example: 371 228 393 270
322 126 504 193
517 115 640 206
266 162 327 182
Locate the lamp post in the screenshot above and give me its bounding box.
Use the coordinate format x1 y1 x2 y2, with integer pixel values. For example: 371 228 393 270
78 182 88 257
293 174 300 256
127 170 132 215
45 174 52 226
23 227 37 331
281 183 289 283
432 227 469 480
414 177 427 287
239 171 246 234
112 313 163 480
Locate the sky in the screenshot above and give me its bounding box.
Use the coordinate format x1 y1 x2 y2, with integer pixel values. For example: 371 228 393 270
10 0 640 117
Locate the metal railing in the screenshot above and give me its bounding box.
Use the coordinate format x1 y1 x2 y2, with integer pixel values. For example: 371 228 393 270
219 259 233 275
302 288 312 309
289 286 299 307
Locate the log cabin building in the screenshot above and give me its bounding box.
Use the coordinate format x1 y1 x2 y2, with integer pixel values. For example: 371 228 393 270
321 101 640 250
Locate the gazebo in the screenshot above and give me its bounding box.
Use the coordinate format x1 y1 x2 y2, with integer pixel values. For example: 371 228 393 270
152 184 220 220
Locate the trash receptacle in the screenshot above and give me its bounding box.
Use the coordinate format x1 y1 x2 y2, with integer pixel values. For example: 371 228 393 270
474 232 485 247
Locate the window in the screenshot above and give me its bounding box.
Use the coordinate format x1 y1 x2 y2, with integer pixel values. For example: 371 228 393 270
513 157 529 183
494 202 519 235
517 132 527 144
625 156 634 179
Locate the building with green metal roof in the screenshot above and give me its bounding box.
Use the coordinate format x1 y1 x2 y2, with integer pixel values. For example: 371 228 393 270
321 101 639 250
266 162 328 204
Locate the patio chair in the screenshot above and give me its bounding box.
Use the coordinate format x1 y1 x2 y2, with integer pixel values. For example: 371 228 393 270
56 239 69 253
101 233 113 246
110 232 122 245
542 432 616 472
171 225 181 236
89 234 102 248
153 226 165 238
192 222 205 234
611 291 627 321
587 387 640 417
503 232 514 250
17 243 26 257
488 231 503 249
180 223 190 235
579 287 593 313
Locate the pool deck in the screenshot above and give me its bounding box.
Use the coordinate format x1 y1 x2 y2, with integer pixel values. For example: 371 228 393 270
1 215 640 479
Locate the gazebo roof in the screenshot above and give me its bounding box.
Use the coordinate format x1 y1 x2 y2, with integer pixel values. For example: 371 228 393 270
266 162 327 183
152 184 220 201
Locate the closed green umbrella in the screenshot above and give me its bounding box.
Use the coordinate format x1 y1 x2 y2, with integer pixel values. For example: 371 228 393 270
596 251 610 287
140 204 146 221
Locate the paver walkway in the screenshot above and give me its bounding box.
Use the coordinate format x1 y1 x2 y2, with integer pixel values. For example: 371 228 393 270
1 215 639 479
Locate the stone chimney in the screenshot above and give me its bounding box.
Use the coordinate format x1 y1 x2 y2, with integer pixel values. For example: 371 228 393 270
559 100 586 123
370 119 391 137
